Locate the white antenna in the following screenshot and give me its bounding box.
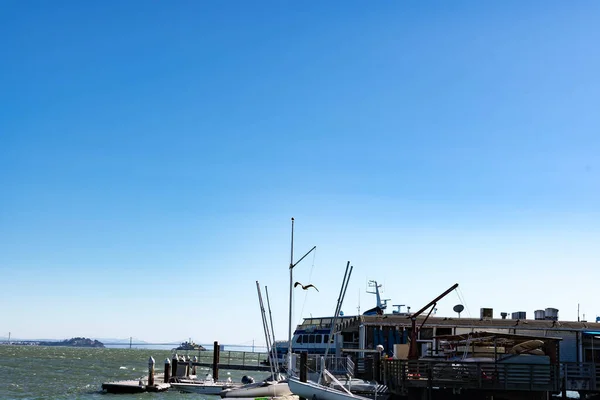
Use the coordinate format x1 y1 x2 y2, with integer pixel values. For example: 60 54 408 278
367 280 390 309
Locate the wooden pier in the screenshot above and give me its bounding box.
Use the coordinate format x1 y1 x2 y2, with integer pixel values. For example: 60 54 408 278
102 359 171 394
102 377 170 394
101 342 271 394
379 359 600 399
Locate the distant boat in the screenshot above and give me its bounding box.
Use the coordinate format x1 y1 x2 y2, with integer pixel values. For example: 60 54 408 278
172 341 206 351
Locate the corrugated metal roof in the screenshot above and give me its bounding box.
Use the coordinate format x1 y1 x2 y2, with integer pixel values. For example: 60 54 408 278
339 315 600 332
434 330 562 342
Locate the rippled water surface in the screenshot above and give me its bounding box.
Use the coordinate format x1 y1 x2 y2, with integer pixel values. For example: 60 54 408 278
0 346 270 400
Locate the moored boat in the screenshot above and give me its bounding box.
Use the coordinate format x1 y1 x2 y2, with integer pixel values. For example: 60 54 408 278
220 377 293 398
171 375 240 395
288 372 372 400
288 263 378 400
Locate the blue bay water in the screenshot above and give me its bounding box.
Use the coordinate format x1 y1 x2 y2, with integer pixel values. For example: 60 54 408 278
0 345 271 400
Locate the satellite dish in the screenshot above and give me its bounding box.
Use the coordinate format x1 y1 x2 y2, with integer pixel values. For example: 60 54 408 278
453 304 464 317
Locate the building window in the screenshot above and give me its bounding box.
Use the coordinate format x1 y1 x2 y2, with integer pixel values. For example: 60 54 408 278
420 328 434 340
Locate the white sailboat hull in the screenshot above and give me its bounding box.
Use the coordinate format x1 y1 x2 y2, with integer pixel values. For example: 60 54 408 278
220 380 292 398
330 380 387 396
288 378 372 400
171 381 241 395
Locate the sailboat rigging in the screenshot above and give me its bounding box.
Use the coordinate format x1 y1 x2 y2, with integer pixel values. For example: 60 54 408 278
288 217 316 374
256 281 277 379
288 262 373 400
219 282 293 399
321 261 352 382
265 285 280 374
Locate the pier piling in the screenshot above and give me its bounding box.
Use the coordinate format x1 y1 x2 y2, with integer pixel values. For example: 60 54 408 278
163 358 170 383
173 355 187 377
373 351 381 381
213 341 220 381
148 356 155 387
172 354 178 377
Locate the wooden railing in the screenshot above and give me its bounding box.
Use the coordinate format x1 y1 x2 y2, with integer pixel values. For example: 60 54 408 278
294 355 356 377
191 350 270 370
562 363 598 392
382 360 560 393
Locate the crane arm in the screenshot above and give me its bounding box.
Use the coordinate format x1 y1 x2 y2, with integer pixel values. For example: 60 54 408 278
408 283 459 360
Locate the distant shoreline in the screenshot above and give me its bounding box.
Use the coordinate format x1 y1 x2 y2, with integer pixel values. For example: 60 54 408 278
1 340 268 352
1 337 104 348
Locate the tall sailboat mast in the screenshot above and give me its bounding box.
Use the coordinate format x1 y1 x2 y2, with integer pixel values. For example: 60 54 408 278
288 218 294 373
287 218 316 374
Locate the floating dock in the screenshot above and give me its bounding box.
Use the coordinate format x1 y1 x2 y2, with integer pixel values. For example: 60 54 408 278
101 341 269 394
102 373 170 394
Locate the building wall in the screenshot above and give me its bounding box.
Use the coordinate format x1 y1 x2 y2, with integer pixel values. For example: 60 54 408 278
454 327 512 336
546 330 577 362
514 328 578 362
440 326 579 362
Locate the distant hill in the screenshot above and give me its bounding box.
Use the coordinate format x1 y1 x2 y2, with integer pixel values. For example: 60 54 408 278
39 337 105 348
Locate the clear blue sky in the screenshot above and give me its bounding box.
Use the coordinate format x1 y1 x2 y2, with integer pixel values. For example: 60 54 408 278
1 1 600 345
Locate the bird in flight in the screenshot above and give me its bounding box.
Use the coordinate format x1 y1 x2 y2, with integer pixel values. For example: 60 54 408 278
294 282 319 292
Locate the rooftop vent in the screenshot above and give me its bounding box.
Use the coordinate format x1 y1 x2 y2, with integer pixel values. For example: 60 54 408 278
512 311 526 320
545 308 559 321
534 310 545 320
480 308 493 320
